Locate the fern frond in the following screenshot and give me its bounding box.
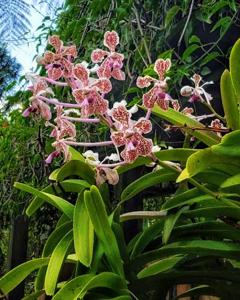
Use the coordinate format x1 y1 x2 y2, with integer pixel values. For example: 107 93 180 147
0 0 31 45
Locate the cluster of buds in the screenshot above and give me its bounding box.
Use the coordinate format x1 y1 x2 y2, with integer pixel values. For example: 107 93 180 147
23 31 220 185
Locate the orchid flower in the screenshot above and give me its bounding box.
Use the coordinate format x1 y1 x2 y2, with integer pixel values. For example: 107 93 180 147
45 139 71 164
38 35 77 80
180 74 213 104
71 63 112 117
136 58 172 110
23 76 53 120
110 103 153 163
50 106 76 139
91 31 125 80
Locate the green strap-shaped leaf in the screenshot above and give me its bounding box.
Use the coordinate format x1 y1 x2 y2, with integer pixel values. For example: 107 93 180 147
212 130 240 157
230 39 240 103
68 146 85 161
35 222 72 291
177 148 240 182
137 255 185 279
221 173 240 192
131 220 164 258
52 274 94 300
45 230 73 295
85 187 124 277
162 207 188 244
73 192 94 267
220 69 240 130
121 168 177 202
22 290 45 300
15 182 74 219
162 188 205 210
56 214 71 228
150 106 220 146
0 258 49 294
164 5 180 27
183 206 240 219
26 185 55 217
133 240 240 268
55 160 95 184
53 272 127 300
59 179 91 193
76 272 127 299
173 221 240 241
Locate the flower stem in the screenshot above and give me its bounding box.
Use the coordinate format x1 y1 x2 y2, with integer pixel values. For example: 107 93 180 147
201 98 225 123
63 116 100 123
43 77 68 86
65 140 114 147
145 109 152 120
39 96 81 108
100 161 126 168
157 159 219 198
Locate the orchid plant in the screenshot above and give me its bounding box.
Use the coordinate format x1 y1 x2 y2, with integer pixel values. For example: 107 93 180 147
23 31 223 186
2 33 240 300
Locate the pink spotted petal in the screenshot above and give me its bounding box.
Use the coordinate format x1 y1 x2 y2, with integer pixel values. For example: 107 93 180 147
58 119 76 139
48 67 63 81
45 150 60 164
93 78 112 93
74 64 89 86
111 105 130 128
111 68 125 81
43 51 55 64
50 127 58 137
136 76 153 88
22 107 32 117
182 107 194 115
134 118 152 134
121 148 138 163
62 45 77 58
211 119 222 129
97 61 112 78
172 100 180 111
93 94 109 115
154 58 171 80
136 134 153 156
104 31 119 52
156 97 169 110
192 74 202 86
62 59 73 77
143 88 157 109
111 131 126 146
54 141 71 162
39 101 52 120
34 79 48 95
48 35 63 52
91 49 108 63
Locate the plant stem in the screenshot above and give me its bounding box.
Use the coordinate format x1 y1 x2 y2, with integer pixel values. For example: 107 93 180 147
157 159 219 198
201 100 225 123
133 6 152 64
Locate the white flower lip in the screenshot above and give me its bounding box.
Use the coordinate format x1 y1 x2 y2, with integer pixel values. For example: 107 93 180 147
152 145 161 152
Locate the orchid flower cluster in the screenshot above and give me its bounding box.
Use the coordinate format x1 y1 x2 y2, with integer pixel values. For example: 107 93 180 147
23 31 222 185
